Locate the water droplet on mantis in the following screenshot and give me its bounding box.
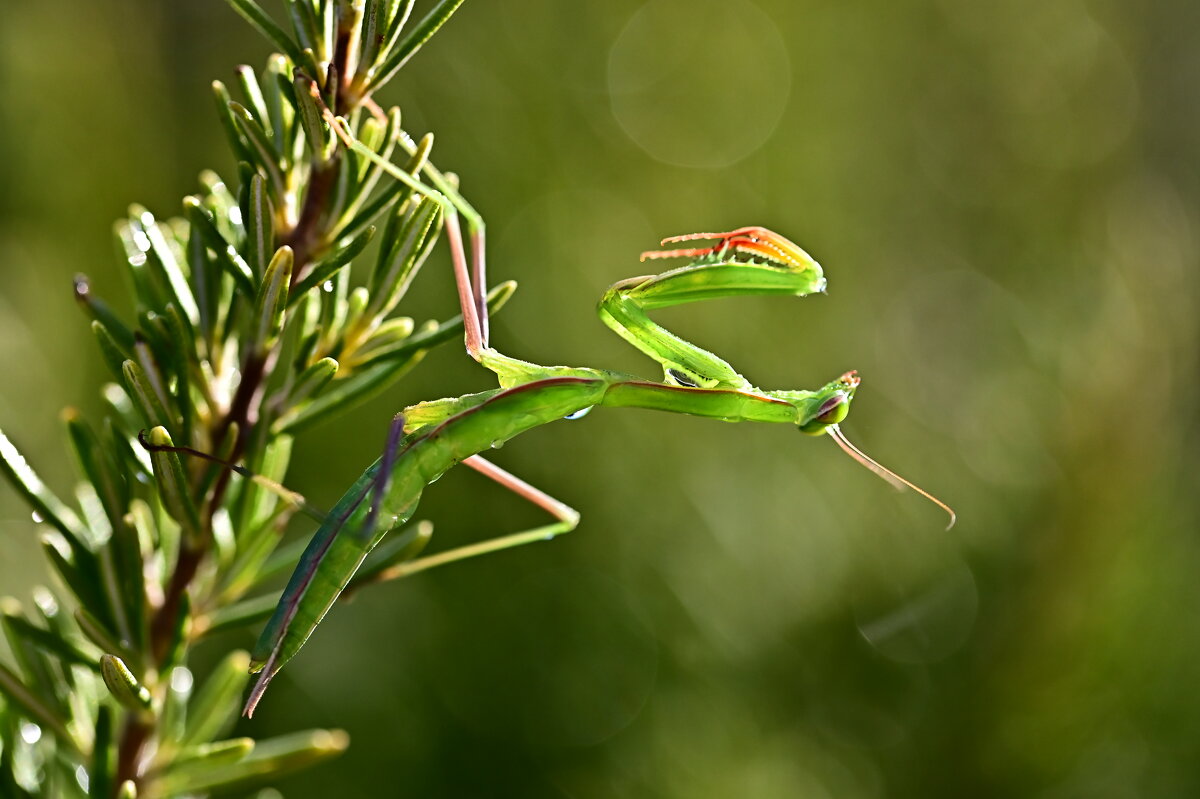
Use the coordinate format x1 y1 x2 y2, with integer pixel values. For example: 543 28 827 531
322 280 335 293
490 440 505 449
30 511 43 523
563 406 593 420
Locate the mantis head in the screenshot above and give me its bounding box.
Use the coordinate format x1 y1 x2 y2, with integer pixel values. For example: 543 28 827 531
795 370 860 435
780 371 957 529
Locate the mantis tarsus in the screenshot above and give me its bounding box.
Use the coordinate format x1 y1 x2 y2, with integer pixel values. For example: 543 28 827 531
153 98 954 716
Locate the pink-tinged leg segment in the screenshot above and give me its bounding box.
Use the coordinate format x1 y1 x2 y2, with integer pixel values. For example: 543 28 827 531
471 229 489 348
363 455 581 585
445 213 484 360
463 455 578 523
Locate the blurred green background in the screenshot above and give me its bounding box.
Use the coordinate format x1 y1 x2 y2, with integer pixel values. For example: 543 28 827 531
2 0 1199 796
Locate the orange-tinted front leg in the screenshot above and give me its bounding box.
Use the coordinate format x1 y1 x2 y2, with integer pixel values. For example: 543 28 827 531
640 226 814 269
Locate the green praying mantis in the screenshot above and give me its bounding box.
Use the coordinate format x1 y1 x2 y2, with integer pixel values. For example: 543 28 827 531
151 99 954 717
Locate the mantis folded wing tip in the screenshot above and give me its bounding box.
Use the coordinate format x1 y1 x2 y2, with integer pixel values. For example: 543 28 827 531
243 652 278 718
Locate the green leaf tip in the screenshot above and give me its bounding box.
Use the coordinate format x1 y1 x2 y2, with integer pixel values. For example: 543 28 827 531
152 728 348 793
0 425 88 542
0 660 78 753
222 0 305 65
101 653 152 712
251 246 295 353
143 426 203 545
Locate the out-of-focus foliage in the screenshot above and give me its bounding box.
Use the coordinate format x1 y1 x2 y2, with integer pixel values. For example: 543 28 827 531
1 0 1197 797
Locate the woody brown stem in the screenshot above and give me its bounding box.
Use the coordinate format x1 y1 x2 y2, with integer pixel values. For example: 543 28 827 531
110 23 359 793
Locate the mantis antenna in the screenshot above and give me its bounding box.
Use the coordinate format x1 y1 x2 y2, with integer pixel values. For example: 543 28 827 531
825 424 957 530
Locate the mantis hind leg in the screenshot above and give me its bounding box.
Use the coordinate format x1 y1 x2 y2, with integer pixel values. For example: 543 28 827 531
350 455 580 588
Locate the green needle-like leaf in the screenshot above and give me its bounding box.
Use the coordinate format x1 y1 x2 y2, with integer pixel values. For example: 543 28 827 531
154 738 255 794
39 543 107 636
251 246 294 354
235 65 273 141
0 427 88 546
153 729 348 795
63 409 130 536
201 593 280 636
113 219 161 311
74 275 136 351
121 360 172 431
92 321 133 383
145 427 203 546
181 650 251 747
367 194 442 320
337 111 401 223
355 279 516 369
370 0 466 91
183 196 256 297
261 54 292 154
289 225 376 305
283 0 322 57
129 205 201 326
337 160 411 242
36 412 145 651
222 0 305 65
274 350 424 434
343 317 412 368
380 0 417 63
89 706 113 799
286 357 339 407
357 0 388 78
231 104 287 201
276 280 512 432
0 608 101 672
320 0 337 71
292 74 335 163
0 662 77 752
244 173 275 280
73 608 129 663
236 433 298 543
0 598 68 721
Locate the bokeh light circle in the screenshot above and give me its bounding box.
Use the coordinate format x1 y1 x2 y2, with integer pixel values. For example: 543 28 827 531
607 0 791 168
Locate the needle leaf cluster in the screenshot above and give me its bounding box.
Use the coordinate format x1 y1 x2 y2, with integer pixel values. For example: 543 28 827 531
0 1 482 795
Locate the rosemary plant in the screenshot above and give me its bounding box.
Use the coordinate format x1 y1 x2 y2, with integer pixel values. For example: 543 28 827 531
0 1 486 795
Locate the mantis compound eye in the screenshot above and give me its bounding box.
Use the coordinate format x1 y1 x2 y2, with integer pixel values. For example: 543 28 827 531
798 393 849 434
797 371 859 434
814 394 849 425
